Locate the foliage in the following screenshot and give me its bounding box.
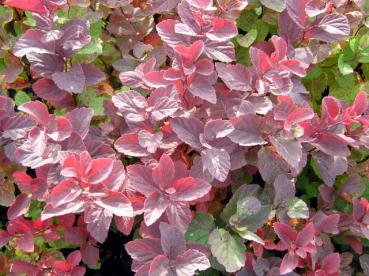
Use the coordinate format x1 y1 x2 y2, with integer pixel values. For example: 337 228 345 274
0 0 369 275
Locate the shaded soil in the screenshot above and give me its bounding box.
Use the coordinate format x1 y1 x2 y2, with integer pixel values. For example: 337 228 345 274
86 231 134 276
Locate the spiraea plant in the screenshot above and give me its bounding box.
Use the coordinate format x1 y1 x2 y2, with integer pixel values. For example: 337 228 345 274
0 0 369 275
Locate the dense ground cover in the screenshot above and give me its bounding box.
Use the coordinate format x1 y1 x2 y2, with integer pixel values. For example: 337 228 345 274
0 0 369 275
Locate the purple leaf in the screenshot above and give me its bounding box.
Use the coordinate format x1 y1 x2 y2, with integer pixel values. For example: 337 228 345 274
171 117 204 150
312 152 347 187
229 114 266 146
81 64 105 86
269 137 302 169
311 13 350 42
159 222 186 259
201 148 231 182
52 63 86 94
215 62 252 92
112 91 147 122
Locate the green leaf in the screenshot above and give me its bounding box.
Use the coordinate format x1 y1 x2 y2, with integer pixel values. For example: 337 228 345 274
54 108 67 116
236 29 257 48
0 6 13 29
338 54 353 75
330 80 369 104
208 228 246 273
237 230 264 244
259 0 286 12
118 86 130 93
287 198 309 219
90 20 103 39
185 212 215 245
0 179 15 207
75 40 103 59
26 200 43 220
230 195 270 232
24 11 36 27
78 88 106 116
15 91 31 106
237 10 258 32
221 184 261 224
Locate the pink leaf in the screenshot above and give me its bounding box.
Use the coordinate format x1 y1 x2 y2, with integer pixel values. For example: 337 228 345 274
321 253 340 274
66 107 94 138
127 164 158 196
94 192 133 217
311 13 350 42
18 101 50 127
171 177 211 202
112 91 147 122
296 223 315 247
84 158 114 184
204 119 234 141
47 116 73 141
270 137 302 169
85 207 113 243
50 179 81 208
149 255 171 275
115 133 149 157
280 252 299 274
215 62 252 92
7 194 31 220
16 231 34 253
273 222 297 246
144 192 169 226
175 249 211 276
4 0 47 14
311 133 349 156
81 63 105 86
125 238 163 265
152 154 175 189
206 18 238 42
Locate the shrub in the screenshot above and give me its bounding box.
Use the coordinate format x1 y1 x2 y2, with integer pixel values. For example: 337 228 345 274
0 0 369 275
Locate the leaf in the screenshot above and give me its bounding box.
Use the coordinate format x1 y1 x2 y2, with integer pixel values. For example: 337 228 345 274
4 0 46 14
312 152 347 187
287 198 309 219
208 228 246 273
95 192 133 217
269 137 302 169
78 88 107 116
360 254 369 275
0 178 15 207
171 117 204 150
201 148 231 182
52 63 86 94
233 195 270 232
185 212 215 245
311 13 350 42
236 29 258 48
273 174 296 206
237 230 264 245
229 114 266 146
14 91 31 107
215 63 252 92
260 0 286 12
338 54 353 75
175 249 211 276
